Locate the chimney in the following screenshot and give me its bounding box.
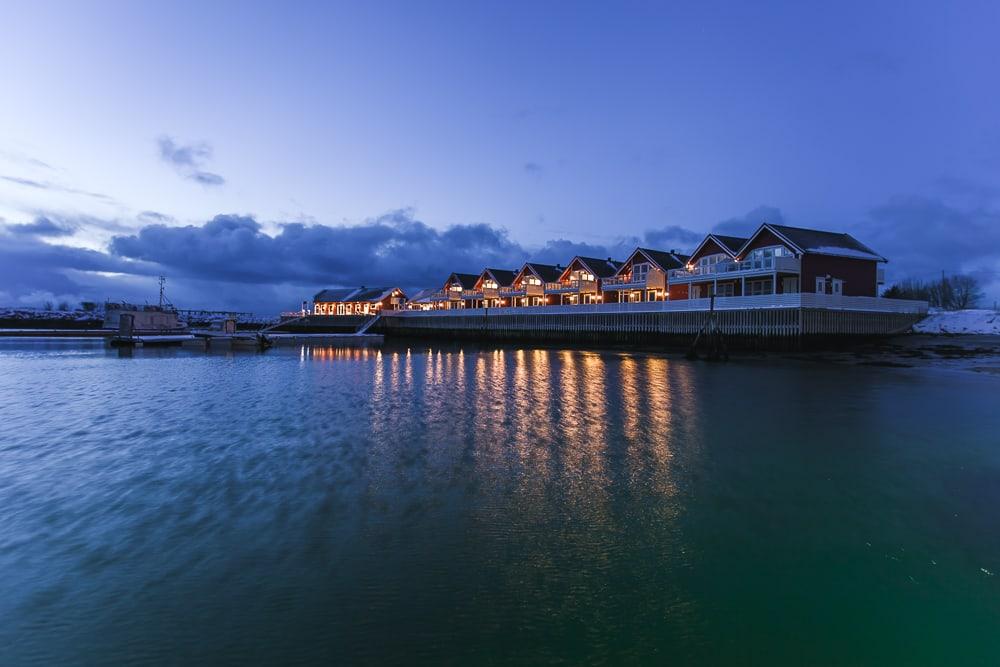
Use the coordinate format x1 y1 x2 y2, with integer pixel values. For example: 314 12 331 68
607 257 612 262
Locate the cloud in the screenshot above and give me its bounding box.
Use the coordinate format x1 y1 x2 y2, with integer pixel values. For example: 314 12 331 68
1 174 114 202
5 194 998 312
109 210 527 288
858 195 1000 285
138 210 175 223
189 171 225 186
712 205 785 237
644 225 703 251
6 216 77 237
0 149 54 170
524 162 543 174
157 136 226 186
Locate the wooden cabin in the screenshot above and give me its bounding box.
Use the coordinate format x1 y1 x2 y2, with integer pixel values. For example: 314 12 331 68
473 268 518 308
668 225 886 299
429 272 480 309
546 256 624 305
312 287 406 315
508 263 563 307
603 247 689 302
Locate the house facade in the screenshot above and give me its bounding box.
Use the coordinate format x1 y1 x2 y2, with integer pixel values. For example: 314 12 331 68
472 268 518 308
429 272 480 309
547 256 624 304
668 224 886 299
508 263 563 307
602 247 688 302
313 287 407 315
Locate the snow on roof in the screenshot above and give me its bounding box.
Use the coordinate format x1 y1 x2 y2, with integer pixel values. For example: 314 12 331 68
809 246 885 261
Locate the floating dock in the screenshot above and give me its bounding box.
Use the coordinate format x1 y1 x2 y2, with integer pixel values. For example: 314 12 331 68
379 293 927 350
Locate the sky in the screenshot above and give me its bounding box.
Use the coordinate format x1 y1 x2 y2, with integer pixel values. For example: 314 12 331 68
1 0 999 313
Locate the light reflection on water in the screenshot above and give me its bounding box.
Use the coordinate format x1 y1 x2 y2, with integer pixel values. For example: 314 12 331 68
0 339 999 665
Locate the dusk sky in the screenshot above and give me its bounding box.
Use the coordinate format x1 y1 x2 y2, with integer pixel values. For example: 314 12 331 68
2 0 999 312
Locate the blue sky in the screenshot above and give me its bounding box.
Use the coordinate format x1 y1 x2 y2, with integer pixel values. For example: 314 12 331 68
1 0 999 312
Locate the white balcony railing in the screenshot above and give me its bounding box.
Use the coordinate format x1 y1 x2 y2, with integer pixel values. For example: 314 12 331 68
603 270 666 290
669 256 801 281
384 292 928 317
545 279 598 293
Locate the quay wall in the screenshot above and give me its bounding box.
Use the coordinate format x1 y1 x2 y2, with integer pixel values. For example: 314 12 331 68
378 295 927 350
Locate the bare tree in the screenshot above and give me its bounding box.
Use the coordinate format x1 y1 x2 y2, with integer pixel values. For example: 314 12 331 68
950 275 983 310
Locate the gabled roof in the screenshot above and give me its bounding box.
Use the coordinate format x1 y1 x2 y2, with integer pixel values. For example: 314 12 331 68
713 235 748 255
688 234 748 262
618 247 689 274
444 272 480 290
314 286 404 303
516 262 563 284
738 223 887 262
560 256 624 281
407 288 438 303
477 268 517 288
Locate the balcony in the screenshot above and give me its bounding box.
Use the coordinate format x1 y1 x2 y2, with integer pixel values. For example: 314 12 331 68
504 283 543 297
544 279 598 294
461 290 483 301
668 255 800 282
602 270 666 291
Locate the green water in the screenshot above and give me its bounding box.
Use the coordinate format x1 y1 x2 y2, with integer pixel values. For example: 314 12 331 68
0 340 997 665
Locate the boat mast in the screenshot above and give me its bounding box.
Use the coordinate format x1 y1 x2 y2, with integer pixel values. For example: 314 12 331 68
159 276 166 308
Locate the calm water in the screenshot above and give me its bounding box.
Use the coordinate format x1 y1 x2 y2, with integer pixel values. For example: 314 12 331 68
1 339 999 665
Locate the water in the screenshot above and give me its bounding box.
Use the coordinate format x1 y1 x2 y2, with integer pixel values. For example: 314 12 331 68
1 339 998 665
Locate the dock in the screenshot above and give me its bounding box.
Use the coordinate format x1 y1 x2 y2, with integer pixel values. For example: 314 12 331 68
379 293 928 350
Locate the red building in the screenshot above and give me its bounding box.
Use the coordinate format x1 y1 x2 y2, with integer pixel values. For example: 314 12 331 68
546 256 624 305
508 263 563 307
667 224 886 299
603 247 689 302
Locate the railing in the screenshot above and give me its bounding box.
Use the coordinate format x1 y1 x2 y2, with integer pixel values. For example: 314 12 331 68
669 256 801 280
461 291 483 300
545 279 598 293
383 293 928 317
602 270 666 290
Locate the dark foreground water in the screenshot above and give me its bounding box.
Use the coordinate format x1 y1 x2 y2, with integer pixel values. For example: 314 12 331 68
1 340 998 665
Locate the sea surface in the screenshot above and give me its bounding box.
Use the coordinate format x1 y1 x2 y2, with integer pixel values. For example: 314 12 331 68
1 339 998 665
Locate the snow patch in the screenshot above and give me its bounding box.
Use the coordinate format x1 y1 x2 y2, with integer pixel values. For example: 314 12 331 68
809 246 883 261
913 309 1000 335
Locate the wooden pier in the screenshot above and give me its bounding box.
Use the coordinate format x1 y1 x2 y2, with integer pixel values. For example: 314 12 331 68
379 294 927 350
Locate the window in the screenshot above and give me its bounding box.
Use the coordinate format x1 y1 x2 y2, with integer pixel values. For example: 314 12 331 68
697 254 726 273
832 279 844 295
716 283 735 297
782 277 799 294
815 277 827 294
633 262 650 280
746 279 773 296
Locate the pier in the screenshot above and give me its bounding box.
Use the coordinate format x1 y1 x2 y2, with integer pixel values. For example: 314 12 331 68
378 293 927 349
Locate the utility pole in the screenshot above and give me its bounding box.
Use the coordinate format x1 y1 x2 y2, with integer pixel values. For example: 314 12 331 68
158 276 166 308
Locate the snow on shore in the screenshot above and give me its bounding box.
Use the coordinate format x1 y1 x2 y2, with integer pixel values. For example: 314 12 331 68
914 309 1000 335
